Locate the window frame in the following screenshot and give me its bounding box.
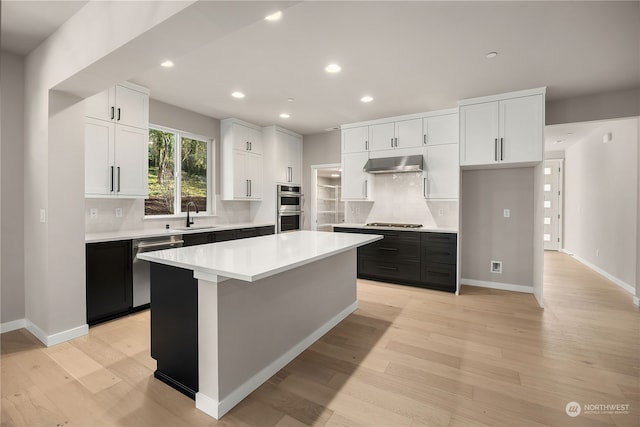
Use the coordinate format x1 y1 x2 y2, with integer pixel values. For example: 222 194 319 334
145 124 216 219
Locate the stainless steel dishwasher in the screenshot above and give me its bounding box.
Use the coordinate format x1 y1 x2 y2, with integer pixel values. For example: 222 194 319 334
132 235 183 308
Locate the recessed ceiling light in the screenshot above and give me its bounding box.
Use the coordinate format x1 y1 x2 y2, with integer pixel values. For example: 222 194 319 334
330 173 340 178
231 91 245 99
553 139 565 145
360 95 374 103
160 60 174 68
287 97 295 102
485 51 498 59
325 63 342 73
280 113 290 119
265 11 282 21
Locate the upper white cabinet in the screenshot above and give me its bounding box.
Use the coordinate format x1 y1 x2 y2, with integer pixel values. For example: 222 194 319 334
273 128 302 185
423 143 459 200
85 83 149 130
221 118 263 200
231 122 263 154
84 82 150 198
459 88 545 167
341 152 373 201
342 126 369 153
423 113 458 145
370 118 422 151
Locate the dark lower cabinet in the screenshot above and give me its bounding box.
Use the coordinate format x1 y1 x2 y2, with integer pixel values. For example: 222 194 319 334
334 227 457 293
181 226 274 246
150 263 198 399
86 240 133 325
182 232 213 247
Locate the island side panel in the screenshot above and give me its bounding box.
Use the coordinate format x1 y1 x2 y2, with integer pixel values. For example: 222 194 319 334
197 249 358 418
150 263 199 398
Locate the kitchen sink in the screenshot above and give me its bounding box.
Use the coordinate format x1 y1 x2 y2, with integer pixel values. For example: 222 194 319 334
173 226 218 231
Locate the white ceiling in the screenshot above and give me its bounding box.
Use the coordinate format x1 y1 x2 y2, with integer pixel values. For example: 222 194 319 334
1 1 639 138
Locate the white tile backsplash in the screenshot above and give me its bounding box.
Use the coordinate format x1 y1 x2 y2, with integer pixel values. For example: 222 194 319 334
348 173 458 228
85 197 254 233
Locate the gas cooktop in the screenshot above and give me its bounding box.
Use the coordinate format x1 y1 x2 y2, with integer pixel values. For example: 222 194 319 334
365 222 423 229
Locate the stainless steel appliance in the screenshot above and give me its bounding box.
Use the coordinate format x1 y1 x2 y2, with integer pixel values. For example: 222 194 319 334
132 235 183 308
365 222 423 228
277 184 303 233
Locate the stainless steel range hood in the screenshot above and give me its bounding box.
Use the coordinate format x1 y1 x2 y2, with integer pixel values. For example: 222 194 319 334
363 155 423 174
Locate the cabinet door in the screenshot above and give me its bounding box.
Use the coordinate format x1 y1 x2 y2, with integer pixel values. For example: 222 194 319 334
275 130 301 184
246 126 263 154
85 87 115 122
232 123 262 154
424 114 458 146
342 126 369 153
459 101 499 166
115 85 149 129
341 152 371 200
499 95 543 164
424 144 459 199
395 118 422 148
369 122 395 151
232 150 249 199
86 240 132 325
85 118 115 196
246 152 263 199
115 125 148 198
287 133 302 184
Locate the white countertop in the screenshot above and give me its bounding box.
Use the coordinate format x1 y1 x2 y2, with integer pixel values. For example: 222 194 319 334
333 223 458 233
85 222 275 243
136 230 382 282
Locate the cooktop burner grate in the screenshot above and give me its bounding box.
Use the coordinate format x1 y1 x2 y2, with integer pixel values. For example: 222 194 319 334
365 222 423 228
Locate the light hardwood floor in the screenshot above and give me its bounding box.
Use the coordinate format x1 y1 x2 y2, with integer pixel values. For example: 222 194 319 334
2 251 639 426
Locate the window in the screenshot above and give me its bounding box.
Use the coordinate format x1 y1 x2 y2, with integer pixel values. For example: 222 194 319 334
146 126 213 216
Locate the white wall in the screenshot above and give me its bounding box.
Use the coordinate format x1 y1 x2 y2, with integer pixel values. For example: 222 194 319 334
461 168 535 289
0 51 25 325
563 117 638 292
546 88 640 126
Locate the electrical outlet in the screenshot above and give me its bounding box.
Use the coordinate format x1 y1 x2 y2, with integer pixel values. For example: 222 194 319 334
438 208 444 216
39 209 46 223
596 249 599 257
503 209 510 218
491 260 502 274
115 208 123 218
90 208 98 219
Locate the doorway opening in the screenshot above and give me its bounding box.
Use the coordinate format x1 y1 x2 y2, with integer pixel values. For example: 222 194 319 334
310 164 345 231
543 159 564 251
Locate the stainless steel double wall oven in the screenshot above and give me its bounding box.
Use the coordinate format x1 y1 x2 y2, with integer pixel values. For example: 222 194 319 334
277 184 303 232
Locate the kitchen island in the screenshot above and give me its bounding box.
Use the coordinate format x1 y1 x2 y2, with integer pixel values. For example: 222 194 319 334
137 230 382 420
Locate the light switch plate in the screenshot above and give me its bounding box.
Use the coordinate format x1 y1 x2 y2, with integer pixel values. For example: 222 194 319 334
39 209 46 223
438 208 444 216
90 208 98 219
503 209 510 218
115 208 123 218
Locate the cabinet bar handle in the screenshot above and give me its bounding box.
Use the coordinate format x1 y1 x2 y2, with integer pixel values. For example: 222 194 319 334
117 108 121 121
246 180 249 197
379 247 399 251
395 137 398 147
423 134 427 145
249 141 252 151
500 137 504 161
111 107 115 120
390 138 394 148
379 266 398 271
494 138 498 161
365 140 369 150
364 179 368 198
110 166 114 192
117 166 121 192
249 180 252 196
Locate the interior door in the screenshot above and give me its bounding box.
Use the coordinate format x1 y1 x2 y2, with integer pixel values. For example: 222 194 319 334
543 159 563 250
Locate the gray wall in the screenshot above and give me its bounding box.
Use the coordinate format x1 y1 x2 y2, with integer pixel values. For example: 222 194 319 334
546 88 640 126
302 130 341 229
637 117 640 301
461 168 535 287
563 117 638 289
1 51 25 324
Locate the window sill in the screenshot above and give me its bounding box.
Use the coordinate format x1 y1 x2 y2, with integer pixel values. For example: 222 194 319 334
144 213 218 221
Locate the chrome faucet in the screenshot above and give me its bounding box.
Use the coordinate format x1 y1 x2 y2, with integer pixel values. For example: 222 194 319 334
185 201 199 227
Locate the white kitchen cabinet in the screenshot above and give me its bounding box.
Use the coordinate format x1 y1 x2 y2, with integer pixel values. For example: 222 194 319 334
423 143 459 199
85 83 149 130
85 117 148 198
231 122 263 154
459 88 545 167
370 118 422 151
341 152 373 200
274 129 302 184
342 126 369 153
423 113 458 146
221 118 264 200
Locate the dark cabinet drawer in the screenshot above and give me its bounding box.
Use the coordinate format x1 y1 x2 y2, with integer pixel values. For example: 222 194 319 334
214 230 236 242
422 242 456 264
236 228 258 240
359 257 421 282
421 263 456 292
256 225 275 236
422 232 456 245
182 232 213 247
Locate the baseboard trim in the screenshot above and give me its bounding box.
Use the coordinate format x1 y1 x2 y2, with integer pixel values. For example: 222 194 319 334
196 300 358 420
568 253 636 296
1 318 27 334
26 322 89 347
461 278 534 294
